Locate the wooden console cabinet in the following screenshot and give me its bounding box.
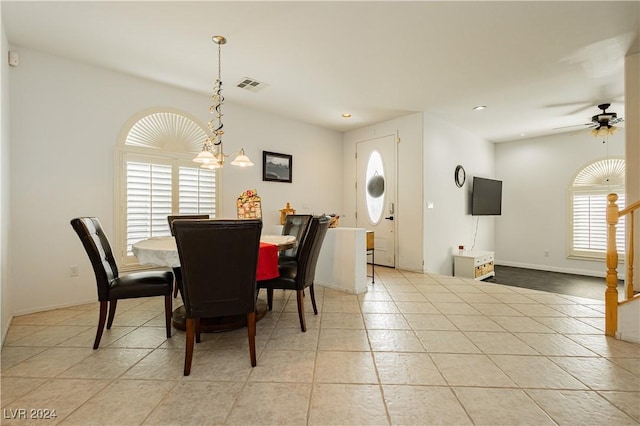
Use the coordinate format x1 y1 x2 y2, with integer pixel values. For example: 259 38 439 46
454 251 495 280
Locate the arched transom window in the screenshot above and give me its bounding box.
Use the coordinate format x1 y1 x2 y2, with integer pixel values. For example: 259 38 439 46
116 109 216 267
569 157 625 259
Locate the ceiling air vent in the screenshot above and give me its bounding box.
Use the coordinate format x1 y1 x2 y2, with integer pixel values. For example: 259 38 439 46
236 77 269 92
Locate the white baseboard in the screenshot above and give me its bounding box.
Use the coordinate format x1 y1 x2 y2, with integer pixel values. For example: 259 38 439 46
494 260 624 280
12 297 97 317
617 331 640 344
1 315 12 348
317 281 367 295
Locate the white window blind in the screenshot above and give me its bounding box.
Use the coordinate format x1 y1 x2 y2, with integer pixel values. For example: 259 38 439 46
118 110 214 266
569 157 625 259
125 162 217 257
178 167 216 216
572 193 625 254
126 162 172 255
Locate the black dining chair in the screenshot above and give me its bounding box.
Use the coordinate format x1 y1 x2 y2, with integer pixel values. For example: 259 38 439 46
279 214 312 264
259 215 330 332
167 215 209 298
70 217 173 349
167 215 210 236
173 219 262 375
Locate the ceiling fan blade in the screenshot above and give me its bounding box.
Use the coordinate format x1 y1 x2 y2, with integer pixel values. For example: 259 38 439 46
553 123 592 130
565 105 601 116
545 94 625 116
545 101 591 109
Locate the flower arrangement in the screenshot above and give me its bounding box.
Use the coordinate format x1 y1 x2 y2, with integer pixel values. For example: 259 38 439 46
238 189 258 204
237 189 262 219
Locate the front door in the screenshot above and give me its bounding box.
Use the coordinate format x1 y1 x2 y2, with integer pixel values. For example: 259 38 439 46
356 134 396 267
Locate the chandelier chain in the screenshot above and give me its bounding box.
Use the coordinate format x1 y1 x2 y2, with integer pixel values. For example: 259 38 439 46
209 39 224 148
193 35 253 169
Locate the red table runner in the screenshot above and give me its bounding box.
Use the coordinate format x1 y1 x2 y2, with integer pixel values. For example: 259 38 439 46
257 242 279 281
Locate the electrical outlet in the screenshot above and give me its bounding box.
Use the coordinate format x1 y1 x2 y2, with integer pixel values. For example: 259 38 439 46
69 265 79 277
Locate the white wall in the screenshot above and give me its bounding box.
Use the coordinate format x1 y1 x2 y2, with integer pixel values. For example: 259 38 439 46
342 112 495 276
618 299 640 343
423 113 496 276
342 113 424 272
215 104 342 224
495 131 625 276
1 12 13 344
9 47 342 316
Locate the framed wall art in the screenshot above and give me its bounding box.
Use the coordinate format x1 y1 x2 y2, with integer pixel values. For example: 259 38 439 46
262 151 292 183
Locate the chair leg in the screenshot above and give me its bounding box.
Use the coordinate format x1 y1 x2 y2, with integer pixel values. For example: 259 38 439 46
309 284 318 315
93 301 108 350
296 289 307 332
247 311 257 367
184 318 195 376
164 295 172 338
195 318 201 344
366 248 376 284
106 300 117 329
172 267 181 298
267 288 274 311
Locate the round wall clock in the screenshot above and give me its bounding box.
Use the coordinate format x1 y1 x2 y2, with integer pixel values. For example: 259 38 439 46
455 165 466 187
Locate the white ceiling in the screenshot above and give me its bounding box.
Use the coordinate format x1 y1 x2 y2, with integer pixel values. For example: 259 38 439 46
3 1 639 142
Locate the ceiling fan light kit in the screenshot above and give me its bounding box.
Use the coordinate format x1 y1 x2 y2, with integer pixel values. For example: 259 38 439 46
589 103 624 142
556 103 624 139
591 125 619 138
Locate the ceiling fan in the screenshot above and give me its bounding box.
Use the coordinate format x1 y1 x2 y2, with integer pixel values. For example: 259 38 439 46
555 103 624 137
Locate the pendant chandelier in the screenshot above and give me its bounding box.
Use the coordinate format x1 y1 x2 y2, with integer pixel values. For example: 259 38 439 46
193 35 253 169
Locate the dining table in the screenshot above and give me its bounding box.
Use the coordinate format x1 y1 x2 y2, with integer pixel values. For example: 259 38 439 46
132 234 296 332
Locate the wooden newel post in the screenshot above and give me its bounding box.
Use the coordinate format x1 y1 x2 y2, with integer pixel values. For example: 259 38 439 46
605 193 619 337
626 212 635 300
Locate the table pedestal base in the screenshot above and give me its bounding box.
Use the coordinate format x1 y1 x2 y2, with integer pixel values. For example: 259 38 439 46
172 299 269 333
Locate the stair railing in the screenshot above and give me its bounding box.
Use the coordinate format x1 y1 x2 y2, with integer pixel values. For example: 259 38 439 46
606 193 640 337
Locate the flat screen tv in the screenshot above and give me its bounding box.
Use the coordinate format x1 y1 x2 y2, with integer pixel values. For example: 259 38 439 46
472 177 502 216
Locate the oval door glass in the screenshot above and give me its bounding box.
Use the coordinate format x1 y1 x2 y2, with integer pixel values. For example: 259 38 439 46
365 150 385 224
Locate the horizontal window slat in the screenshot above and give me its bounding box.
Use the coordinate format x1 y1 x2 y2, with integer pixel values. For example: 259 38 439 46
124 160 218 257
571 191 625 255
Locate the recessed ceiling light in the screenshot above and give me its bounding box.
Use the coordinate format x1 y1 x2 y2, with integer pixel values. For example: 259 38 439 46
473 105 487 111
341 113 352 118
520 133 526 137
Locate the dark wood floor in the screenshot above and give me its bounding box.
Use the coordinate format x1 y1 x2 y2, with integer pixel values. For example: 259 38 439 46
484 265 626 300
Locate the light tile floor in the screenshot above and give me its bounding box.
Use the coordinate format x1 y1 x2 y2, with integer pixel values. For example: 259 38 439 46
2 268 639 425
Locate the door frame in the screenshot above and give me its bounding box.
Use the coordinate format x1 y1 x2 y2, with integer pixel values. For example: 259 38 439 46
355 132 399 268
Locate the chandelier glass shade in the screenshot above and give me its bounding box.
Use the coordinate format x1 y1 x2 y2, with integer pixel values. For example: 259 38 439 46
193 35 253 169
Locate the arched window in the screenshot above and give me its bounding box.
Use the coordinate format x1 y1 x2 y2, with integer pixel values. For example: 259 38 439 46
116 109 216 267
569 157 625 259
